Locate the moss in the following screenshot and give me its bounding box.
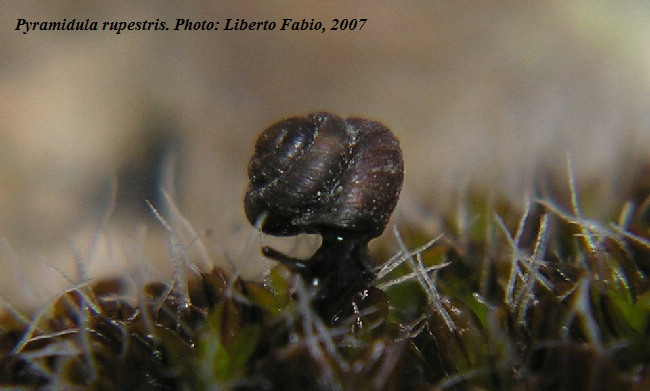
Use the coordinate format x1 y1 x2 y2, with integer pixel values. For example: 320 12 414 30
2 164 650 390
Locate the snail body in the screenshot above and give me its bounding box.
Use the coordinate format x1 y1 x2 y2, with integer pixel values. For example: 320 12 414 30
245 112 403 238
244 112 403 321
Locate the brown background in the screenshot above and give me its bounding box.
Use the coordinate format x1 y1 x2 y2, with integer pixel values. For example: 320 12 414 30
2 1 649 309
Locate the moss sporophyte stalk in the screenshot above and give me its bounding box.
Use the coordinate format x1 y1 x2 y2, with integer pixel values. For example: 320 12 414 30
1 114 650 390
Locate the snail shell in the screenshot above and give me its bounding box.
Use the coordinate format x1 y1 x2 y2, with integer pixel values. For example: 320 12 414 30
245 112 404 238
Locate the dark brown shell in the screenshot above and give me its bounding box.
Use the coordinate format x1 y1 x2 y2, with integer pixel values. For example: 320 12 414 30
244 112 404 238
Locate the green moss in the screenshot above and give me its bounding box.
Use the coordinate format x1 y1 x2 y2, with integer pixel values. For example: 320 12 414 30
2 165 650 390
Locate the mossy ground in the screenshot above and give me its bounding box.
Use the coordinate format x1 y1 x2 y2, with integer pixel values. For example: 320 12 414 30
1 163 650 390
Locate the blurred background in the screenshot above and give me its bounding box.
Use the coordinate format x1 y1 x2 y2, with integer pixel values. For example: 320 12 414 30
2 1 650 309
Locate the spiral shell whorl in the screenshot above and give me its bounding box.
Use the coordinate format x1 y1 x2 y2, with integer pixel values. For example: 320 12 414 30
245 112 403 238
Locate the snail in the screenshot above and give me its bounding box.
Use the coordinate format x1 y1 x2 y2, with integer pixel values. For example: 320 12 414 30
244 112 403 321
